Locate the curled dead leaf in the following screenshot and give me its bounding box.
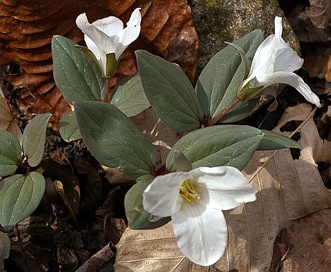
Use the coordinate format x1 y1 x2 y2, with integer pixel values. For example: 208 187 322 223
0 0 198 128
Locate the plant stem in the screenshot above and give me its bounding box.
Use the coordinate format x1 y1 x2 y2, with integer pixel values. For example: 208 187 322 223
207 97 240 126
103 77 111 103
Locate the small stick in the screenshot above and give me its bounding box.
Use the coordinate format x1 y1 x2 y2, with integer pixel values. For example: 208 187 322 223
53 180 80 229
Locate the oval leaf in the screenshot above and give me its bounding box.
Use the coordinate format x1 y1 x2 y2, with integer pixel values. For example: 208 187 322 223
111 74 150 117
52 35 106 104
0 231 10 259
196 29 264 123
0 172 46 230
166 125 263 172
136 50 203 132
74 101 156 180
22 113 51 167
59 111 81 142
0 131 21 177
258 130 301 150
125 175 170 229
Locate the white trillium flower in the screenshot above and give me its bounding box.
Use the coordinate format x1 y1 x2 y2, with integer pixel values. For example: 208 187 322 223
143 166 257 266
76 8 141 77
238 16 321 107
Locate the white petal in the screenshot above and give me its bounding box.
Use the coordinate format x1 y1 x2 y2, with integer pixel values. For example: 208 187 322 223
84 36 101 59
258 72 321 107
274 16 283 39
143 172 190 217
190 166 257 210
91 16 124 38
115 8 141 57
76 13 117 55
247 34 276 81
274 42 303 73
172 203 227 266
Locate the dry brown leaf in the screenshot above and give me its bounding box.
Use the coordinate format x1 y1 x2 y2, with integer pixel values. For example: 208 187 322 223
114 104 331 271
0 92 22 141
285 1 331 43
304 51 331 82
0 0 198 128
282 209 331 271
305 0 331 29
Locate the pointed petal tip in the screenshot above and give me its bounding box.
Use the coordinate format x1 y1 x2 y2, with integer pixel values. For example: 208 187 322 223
274 16 283 38
76 12 90 29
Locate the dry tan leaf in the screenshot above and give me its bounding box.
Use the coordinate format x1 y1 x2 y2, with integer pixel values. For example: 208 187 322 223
272 103 331 162
115 104 331 271
131 108 181 169
0 0 198 128
281 209 331 271
0 94 22 141
103 108 180 184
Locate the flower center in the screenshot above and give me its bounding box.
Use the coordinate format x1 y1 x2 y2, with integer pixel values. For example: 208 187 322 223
179 179 200 204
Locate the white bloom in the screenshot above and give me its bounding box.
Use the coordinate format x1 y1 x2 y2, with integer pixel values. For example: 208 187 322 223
76 8 141 77
143 166 257 266
239 16 321 107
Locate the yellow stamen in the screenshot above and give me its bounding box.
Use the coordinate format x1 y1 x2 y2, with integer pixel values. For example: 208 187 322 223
179 179 200 204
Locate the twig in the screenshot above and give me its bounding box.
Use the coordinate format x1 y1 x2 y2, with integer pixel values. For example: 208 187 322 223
53 180 80 229
248 106 318 183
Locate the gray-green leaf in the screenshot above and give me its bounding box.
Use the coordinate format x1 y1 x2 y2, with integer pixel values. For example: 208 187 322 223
166 125 263 172
136 50 203 132
196 29 263 123
258 130 301 150
125 175 170 229
111 74 150 117
75 101 156 179
52 35 106 104
22 113 51 167
59 111 81 142
0 172 45 230
0 131 21 177
0 231 10 259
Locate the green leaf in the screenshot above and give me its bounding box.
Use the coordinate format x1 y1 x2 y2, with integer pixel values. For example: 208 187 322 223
0 172 45 230
136 50 203 132
0 231 10 259
52 35 106 104
22 113 51 167
75 101 156 179
258 130 301 150
59 111 81 142
111 74 150 117
196 29 264 123
0 131 21 177
166 125 263 172
125 175 170 229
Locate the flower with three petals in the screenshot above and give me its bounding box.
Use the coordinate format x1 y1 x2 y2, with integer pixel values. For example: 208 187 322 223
76 8 141 77
237 16 321 107
143 166 257 266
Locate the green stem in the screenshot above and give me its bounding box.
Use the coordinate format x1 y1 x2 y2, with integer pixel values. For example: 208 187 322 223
207 97 240 126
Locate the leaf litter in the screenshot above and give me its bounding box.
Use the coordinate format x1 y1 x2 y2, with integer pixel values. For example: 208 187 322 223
115 103 331 272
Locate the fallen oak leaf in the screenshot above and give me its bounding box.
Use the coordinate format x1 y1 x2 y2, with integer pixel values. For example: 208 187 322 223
0 0 198 128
